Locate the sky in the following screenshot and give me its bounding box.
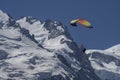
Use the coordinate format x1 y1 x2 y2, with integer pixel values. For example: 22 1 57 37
0 0 120 49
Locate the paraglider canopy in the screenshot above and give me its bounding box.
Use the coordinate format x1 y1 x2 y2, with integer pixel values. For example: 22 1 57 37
70 19 93 28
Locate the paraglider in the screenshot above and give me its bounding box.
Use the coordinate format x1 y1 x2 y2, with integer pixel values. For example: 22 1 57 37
70 19 93 28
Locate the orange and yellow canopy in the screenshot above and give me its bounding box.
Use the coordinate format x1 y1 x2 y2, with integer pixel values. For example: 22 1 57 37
70 19 93 28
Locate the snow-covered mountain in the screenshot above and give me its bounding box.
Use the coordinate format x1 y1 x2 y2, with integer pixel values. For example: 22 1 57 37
0 10 100 80
86 44 120 80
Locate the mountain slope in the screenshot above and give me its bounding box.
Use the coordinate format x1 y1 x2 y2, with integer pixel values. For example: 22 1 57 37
0 10 100 80
86 44 120 80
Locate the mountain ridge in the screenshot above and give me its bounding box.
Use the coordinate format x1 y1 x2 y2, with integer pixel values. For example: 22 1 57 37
0 10 101 80
86 44 120 80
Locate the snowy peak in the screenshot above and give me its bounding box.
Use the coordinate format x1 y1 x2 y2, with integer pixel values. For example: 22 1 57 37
17 17 73 51
0 10 10 22
0 10 20 40
43 19 73 51
86 44 120 80
17 16 41 25
0 10 101 80
86 44 120 58
0 10 16 28
105 44 120 55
